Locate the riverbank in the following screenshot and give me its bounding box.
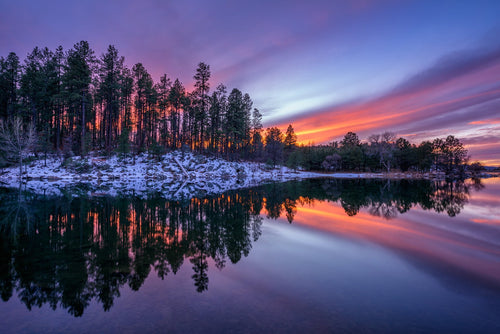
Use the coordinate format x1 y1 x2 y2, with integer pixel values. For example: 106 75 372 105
0 151 493 198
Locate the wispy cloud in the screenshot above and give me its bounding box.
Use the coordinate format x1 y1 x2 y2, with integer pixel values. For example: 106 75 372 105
274 42 500 164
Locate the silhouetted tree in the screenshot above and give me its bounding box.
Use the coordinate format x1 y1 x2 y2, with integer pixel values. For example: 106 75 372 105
168 79 187 149
156 73 171 148
97 45 124 152
62 41 95 156
192 62 210 151
284 124 297 159
0 52 20 119
264 127 284 167
433 135 468 176
251 108 263 160
340 132 363 170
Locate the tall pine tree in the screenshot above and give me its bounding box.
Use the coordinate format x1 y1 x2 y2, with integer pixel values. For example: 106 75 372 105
193 62 210 151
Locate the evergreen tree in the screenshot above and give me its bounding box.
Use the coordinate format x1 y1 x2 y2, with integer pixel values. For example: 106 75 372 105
224 89 253 158
416 141 434 172
19 47 59 159
284 124 297 158
225 88 243 156
251 108 263 160
132 63 155 150
340 132 363 170
52 46 65 151
208 84 226 154
394 137 415 172
119 66 134 152
145 76 158 148
241 93 253 157
62 41 95 156
341 131 360 147
97 45 124 151
264 127 284 167
156 74 171 148
193 62 210 151
117 127 131 158
0 52 20 119
168 79 187 149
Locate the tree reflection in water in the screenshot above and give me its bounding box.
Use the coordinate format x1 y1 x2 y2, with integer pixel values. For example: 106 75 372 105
0 178 482 316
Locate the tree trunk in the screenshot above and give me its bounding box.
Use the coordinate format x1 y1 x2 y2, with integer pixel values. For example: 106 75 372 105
81 92 86 157
19 154 22 181
56 104 61 152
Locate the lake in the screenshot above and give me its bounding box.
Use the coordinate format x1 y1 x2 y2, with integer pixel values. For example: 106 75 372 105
0 178 499 333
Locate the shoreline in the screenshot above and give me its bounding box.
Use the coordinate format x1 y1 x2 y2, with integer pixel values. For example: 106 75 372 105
0 152 494 199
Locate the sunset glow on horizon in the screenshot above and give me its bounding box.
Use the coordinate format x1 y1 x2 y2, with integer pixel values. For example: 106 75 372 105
1 0 499 164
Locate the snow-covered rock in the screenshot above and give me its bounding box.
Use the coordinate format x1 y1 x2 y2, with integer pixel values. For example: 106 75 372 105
0 152 305 199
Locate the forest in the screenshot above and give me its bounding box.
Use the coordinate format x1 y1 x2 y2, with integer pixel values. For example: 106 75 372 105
0 41 473 175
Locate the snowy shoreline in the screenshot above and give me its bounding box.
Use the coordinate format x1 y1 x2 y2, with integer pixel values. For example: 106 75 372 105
0 151 458 199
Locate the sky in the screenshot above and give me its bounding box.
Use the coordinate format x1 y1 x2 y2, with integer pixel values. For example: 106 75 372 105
1 0 499 165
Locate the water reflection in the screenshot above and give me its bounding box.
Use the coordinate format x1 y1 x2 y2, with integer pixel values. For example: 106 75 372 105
0 178 488 316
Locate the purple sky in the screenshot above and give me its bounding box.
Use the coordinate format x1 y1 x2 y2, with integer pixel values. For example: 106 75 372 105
1 0 499 164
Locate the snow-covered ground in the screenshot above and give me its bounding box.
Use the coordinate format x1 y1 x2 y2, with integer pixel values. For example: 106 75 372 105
0 152 305 199
0 151 440 199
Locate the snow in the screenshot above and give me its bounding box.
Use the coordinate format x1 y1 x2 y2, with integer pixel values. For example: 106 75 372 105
0 152 304 199
0 151 439 199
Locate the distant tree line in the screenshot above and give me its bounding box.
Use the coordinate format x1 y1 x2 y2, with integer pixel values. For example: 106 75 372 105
286 131 473 177
0 41 475 176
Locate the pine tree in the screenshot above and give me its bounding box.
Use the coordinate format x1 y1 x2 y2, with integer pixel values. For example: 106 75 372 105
284 124 297 158
156 74 171 148
19 47 59 161
251 108 263 160
119 66 134 149
168 79 187 149
208 84 226 154
241 93 253 157
132 63 155 150
97 45 124 151
0 52 20 119
264 127 284 167
225 88 243 157
340 132 363 170
62 41 95 156
52 46 65 152
193 62 210 151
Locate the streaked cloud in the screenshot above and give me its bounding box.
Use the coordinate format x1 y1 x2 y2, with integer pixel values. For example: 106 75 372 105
274 43 500 164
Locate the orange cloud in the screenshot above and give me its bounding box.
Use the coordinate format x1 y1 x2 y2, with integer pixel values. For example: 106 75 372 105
469 118 500 125
272 59 500 164
471 219 500 224
279 88 500 146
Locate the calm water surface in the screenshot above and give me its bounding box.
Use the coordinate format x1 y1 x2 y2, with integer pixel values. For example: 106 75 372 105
0 178 499 333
